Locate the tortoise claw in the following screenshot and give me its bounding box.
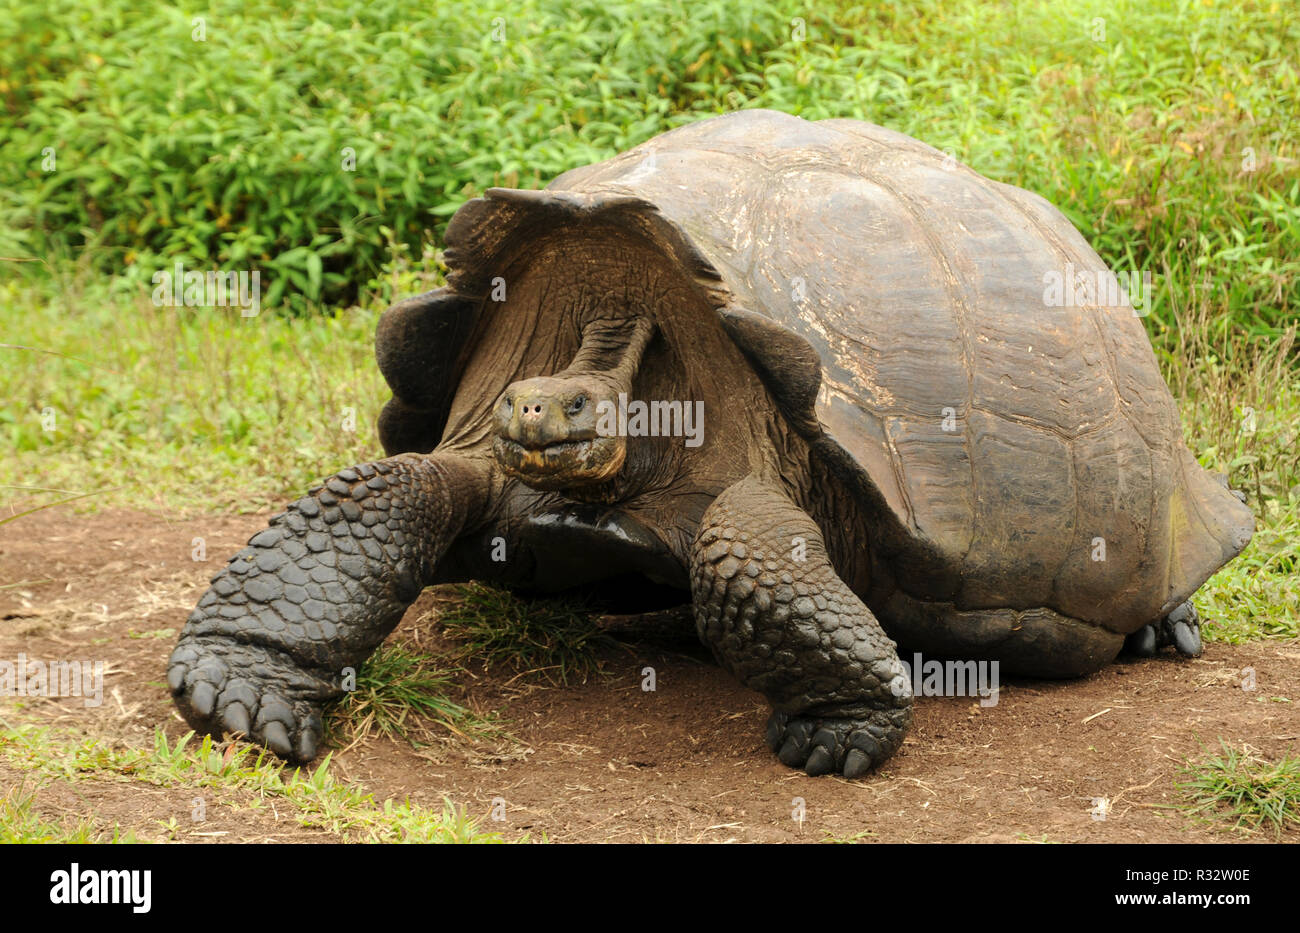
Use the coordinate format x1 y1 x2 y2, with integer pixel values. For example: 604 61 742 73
765 710 907 778
843 748 872 780
190 681 216 718
166 663 186 693
167 637 336 763
262 721 292 759
1172 620 1202 658
766 711 788 751
224 700 251 737
805 745 835 776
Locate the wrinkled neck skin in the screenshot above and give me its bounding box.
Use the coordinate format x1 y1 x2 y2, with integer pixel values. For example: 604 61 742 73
566 316 656 382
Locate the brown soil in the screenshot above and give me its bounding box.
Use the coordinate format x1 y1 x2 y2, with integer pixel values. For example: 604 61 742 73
1 508 1296 843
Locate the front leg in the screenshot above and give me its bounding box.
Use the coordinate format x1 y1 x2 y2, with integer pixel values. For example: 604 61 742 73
167 453 490 761
690 476 913 778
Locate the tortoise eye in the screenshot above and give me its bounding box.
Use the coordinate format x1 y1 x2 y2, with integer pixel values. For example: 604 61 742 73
502 396 514 413
568 396 586 415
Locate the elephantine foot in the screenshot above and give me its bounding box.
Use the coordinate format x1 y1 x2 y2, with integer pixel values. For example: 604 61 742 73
1123 601 1202 659
167 637 339 762
766 708 911 779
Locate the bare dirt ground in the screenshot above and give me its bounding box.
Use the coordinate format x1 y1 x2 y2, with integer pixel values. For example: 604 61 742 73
1 508 1296 843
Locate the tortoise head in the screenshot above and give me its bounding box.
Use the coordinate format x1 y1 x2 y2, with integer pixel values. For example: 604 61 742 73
491 372 625 489
491 317 655 491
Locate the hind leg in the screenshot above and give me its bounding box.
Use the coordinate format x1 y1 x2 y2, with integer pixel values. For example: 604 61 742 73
1123 600 1202 658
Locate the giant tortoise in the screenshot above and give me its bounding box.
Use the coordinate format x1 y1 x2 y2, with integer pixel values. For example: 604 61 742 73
168 109 1254 778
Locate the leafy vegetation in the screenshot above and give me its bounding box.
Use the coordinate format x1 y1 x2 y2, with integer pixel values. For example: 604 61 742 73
1161 303 1298 641
1 0 1295 325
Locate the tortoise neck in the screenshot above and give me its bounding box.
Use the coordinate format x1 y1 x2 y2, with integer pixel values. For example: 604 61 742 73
563 317 656 391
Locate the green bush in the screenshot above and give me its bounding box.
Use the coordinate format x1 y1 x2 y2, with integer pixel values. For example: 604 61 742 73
0 0 1295 326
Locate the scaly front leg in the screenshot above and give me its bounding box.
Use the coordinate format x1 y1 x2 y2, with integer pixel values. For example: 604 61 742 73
691 475 913 778
167 453 489 761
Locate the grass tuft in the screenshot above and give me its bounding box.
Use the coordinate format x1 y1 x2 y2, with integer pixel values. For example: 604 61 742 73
438 583 617 685
326 642 502 746
1176 741 1300 837
0 780 139 843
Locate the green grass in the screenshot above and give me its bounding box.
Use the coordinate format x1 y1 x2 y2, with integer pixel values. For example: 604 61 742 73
1157 302 1299 641
0 781 139 843
0 275 389 513
1176 741 1300 836
0 723 514 843
326 641 503 746
438 583 618 684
